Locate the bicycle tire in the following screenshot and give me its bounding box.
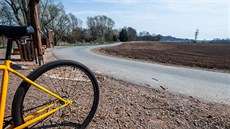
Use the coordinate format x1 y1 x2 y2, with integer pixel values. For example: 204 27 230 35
12 60 99 129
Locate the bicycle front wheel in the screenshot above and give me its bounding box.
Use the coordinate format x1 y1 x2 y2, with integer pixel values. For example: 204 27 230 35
12 60 99 129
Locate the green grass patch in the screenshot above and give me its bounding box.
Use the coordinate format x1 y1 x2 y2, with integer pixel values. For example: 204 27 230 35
59 42 116 47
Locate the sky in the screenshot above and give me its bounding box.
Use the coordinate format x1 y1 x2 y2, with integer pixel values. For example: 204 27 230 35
61 0 229 40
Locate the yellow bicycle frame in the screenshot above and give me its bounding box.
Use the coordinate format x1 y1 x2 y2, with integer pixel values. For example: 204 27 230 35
0 60 72 129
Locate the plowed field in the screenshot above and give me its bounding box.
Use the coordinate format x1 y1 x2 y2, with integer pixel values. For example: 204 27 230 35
99 41 230 71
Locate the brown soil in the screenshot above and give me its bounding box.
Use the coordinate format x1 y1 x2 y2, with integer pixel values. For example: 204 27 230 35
1 46 230 128
99 41 230 72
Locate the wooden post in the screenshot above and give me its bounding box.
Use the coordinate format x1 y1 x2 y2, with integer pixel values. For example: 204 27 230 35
30 39 35 61
16 41 24 61
47 29 54 48
27 39 33 61
22 44 28 61
29 0 43 65
27 41 31 61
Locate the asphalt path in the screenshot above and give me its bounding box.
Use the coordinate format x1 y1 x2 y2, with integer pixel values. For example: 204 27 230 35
53 43 230 104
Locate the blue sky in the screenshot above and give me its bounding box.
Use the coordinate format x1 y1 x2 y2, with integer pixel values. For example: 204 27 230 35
62 0 229 40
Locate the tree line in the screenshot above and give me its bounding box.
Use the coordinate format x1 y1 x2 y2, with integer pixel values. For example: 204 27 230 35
209 39 230 44
0 0 161 45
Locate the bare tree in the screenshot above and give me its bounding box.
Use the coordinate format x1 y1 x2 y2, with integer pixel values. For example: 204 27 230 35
0 1 118 44
39 0 62 36
0 0 69 44
63 13 83 43
38 1 82 44
0 1 15 25
67 13 82 32
0 0 30 25
87 15 115 42
47 7 69 45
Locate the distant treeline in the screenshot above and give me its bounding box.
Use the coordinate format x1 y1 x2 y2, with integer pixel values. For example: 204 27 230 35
208 39 230 44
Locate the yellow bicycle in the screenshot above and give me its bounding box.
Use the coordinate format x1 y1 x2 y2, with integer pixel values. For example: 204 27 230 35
0 25 99 129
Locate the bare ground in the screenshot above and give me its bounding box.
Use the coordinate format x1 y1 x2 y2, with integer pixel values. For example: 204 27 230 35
1 46 230 128
99 41 230 72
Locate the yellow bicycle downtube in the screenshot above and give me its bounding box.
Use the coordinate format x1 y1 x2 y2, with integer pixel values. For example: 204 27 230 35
0 61 10 128
8 67 67 103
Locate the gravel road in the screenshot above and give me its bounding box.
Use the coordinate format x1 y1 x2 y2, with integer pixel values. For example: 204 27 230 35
53 43 230 104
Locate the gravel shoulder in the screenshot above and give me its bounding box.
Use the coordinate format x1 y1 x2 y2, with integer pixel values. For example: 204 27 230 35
1 47 230 128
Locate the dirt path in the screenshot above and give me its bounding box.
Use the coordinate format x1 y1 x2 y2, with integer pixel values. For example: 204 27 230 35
1 48 230 128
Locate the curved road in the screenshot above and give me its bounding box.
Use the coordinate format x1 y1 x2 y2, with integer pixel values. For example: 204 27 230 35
53 43 230 104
